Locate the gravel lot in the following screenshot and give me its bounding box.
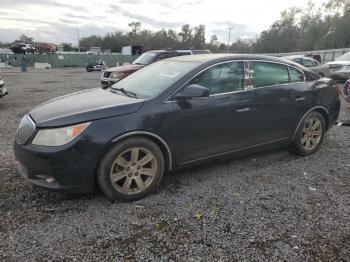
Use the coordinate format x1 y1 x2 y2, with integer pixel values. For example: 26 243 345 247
0 68 349 261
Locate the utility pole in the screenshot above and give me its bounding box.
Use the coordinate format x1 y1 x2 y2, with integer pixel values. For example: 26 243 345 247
226 27 234 53
77 28 80 53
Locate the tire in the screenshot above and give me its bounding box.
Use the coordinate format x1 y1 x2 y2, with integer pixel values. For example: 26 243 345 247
97 137 165 201
290 111 325 156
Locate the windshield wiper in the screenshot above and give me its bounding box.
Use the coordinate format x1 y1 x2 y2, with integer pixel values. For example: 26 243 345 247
110 86 138 98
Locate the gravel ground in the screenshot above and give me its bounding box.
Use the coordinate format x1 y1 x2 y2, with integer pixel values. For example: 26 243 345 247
0 68 349 261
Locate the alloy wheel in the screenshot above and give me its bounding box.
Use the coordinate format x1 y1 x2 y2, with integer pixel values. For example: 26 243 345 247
301 118 322 151
109 147 157 195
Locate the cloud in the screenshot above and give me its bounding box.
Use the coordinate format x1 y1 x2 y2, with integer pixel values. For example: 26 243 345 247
0 0 87 11
209 21 258 42
109 4 185 28
152 0 203 9
0 17 62 27
118 0 143 4
0 0 318 45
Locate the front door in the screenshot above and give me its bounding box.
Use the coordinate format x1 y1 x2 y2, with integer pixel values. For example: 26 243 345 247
166 61 258 164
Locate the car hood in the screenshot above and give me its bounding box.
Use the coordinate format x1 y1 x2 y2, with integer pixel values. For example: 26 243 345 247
30 88 144 127
327 61 350 65
106 64 144 73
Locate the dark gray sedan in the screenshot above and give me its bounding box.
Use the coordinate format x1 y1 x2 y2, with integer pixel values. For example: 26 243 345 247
14 54 340 201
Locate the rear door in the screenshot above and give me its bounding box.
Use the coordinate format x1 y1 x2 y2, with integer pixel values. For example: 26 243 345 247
249 61 297 142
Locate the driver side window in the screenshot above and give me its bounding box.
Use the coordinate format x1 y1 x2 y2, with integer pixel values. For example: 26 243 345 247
189 62 245 95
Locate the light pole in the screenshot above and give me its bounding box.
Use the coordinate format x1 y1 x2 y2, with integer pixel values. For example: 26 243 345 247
227 27 234 53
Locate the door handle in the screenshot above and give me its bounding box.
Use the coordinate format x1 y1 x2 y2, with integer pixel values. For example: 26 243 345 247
235 107 251 113
295 97 306 102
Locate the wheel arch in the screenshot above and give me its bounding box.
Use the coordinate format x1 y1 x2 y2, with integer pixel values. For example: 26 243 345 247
292 106 329 140
110 131 173 171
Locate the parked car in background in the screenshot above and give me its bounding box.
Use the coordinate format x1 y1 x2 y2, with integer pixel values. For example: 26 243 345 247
327 52 350 80
86 60 106 72
176 49 212 56
101 49 211 86
14 54 340 201
9 42 35 54
101 50 179 86
0 74 7 98
305 54 322 63
284 55 330 77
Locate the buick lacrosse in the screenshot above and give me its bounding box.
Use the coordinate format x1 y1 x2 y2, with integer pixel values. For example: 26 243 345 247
14 54 340 201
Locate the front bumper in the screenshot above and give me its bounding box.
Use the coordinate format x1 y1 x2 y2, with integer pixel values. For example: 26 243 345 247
14 140 97 193
329 70 350 80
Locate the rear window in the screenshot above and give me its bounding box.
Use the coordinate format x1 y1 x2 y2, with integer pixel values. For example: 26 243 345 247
177 52 192 56
252 62 289 88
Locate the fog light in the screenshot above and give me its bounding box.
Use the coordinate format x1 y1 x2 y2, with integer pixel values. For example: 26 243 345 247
36 175 56 184
46 178 56 184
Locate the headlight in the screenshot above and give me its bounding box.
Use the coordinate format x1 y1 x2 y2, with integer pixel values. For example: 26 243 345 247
343 65 350 70
32 122 90 146
110 72 126 79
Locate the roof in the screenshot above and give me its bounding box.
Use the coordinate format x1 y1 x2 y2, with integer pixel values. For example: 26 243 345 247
167 53 298 65
283 55 308 59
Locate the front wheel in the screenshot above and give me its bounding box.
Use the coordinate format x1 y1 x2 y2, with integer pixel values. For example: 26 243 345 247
98 137 165 201
290 111 325 156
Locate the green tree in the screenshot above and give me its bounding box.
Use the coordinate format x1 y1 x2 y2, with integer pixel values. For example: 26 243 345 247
191 25 206 49
62 43 74 51
19 34 33 44
178 24 193 47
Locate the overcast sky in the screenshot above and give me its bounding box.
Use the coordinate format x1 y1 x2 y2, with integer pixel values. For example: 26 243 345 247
0 0 326 45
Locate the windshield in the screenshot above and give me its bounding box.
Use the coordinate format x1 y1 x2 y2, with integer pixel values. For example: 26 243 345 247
132 52 157 65
111 61 199 98
336 52 350 61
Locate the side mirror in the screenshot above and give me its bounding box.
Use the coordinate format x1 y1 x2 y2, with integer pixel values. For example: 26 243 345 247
173 84 209 100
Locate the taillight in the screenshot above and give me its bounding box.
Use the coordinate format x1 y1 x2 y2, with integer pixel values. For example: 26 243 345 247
343 80 350 98
335 83 340 96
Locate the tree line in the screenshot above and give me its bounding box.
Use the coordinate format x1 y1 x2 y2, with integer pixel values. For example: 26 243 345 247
7 0 350 54
79 0 350 53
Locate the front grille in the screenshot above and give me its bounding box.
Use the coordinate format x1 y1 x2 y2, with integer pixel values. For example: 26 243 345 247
15 115 36 144
328 64 344 71
103 71 112 78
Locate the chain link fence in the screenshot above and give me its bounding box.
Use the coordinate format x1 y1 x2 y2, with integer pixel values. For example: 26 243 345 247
265 48 350 63
0 53 138 68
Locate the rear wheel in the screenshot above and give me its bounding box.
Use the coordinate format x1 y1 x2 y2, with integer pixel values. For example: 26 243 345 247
290 111 325 156
98 137 165 201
